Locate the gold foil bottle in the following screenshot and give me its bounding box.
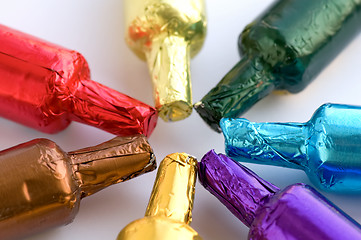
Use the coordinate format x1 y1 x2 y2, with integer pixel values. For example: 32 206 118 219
124 0 207 121
117 153 202 240
0 135 156 240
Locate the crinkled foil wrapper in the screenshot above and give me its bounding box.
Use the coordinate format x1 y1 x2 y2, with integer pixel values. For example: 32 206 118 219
0 135 156 239
198 150 279 227
199 150 361 239
221 118 308 169
117 153 202 240
0 24 157 137
221 103 361 192
124 0 206 121
195 0 361 131
250 184 361 239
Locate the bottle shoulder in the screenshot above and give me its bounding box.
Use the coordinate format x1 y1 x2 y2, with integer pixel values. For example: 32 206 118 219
239 0 361 92
304 104 361 192
250 184 361 239
124 0 206 59
117 216 201 240
0 138 81 238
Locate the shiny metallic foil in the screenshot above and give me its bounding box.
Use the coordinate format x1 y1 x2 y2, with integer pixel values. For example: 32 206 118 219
195 0 361 131
124 0 207 121
199 150 361 239
0 135 156 240
221 103 361 192
0 24 157 137
117 153 202 240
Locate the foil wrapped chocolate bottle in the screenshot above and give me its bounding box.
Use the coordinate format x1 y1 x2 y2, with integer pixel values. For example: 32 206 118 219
117 153 202 240
124 0 207 121
195 0 361 131
0 135 156 240
199 150 361 240
0 24 157 137
221 103 361 192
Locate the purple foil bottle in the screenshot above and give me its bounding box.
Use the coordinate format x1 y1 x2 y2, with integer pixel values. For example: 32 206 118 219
198 150 361 240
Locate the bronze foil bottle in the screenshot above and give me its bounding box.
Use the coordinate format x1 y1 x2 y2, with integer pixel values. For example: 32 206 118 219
117 153 202 240
124 0 207 121
0 135 156 240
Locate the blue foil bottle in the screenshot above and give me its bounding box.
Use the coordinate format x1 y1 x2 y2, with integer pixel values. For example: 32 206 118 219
221 103 361 192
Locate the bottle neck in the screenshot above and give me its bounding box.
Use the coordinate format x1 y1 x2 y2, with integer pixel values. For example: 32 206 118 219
221 118 308 170
145 153 197 225
69 135 156 198
61 78 157 137
198 150 280 227
194 56 277 132
144 35 192 121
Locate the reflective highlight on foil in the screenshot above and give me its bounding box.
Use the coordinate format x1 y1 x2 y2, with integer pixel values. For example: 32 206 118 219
221 103 361 192
199 150 361 240
0 24 157 137
70 135 157 197
117 153 202 240
198 150 279 227
195 0 361 131
124 0 207 121
0 135 156 239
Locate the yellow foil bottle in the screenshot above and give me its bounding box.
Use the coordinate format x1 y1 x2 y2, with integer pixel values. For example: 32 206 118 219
117 153 202 240
124 0 207 121
0 135 156 240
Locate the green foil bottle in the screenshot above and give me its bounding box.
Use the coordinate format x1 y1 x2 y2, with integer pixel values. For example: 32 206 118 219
194 0 361 131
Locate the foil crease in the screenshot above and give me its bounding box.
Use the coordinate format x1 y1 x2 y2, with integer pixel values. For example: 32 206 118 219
249 184 361 240
195 0 361 131
199 151 361 239
0 139 79 240
198 150 279 227
69 135 156 197
124 0 207 121
221 118 308 169
117 153 202 240
0 135 156 239
0 24 157 137
221 103 361 192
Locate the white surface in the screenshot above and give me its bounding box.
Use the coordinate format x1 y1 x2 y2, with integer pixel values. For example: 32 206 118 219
0 1 361 239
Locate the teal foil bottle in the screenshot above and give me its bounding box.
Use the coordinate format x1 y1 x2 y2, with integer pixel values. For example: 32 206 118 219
221 103 361 192
194 0 361 131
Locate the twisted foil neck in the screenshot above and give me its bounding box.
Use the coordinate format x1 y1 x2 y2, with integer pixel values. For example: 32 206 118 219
124 0 207 122
69 135 156 198
65 78 158 137
145 153 197 224
145 35 192 121
198 150 279 227
194 56 276 131
221 118 308 170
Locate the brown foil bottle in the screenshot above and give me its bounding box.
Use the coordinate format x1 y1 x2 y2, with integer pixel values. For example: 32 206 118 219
0 135 156 239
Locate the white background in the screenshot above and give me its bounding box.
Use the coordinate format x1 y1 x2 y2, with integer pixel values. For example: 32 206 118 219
0 1 361 239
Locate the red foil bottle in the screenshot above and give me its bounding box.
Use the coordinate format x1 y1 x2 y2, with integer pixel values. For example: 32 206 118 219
0 24 157 137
